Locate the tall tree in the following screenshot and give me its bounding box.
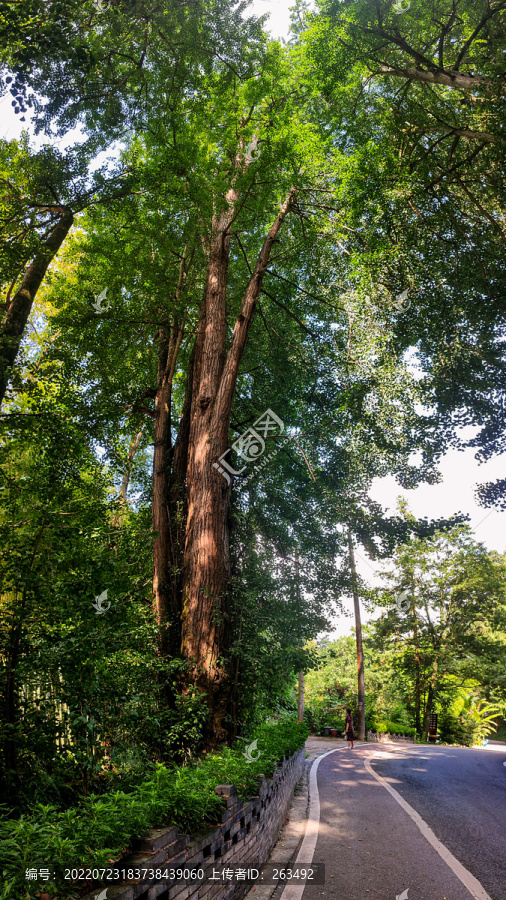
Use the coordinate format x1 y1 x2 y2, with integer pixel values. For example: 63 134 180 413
302 0 506 506
372 525 506 733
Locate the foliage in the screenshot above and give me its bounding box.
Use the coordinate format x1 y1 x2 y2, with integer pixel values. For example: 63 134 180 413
1 0 505 880
0 721 308 899
369 721 417 738
370 524 506 732
303 526 506 744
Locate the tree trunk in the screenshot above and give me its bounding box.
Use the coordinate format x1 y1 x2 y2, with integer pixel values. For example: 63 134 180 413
348 530 365 741
0 207 73 406
423 682 435 734
377 65 498 94
119 428 144 503
3 616 22 780
181 190 296 746
423 658 438 734
297 671 305 724
294 550 305 726
152 246 191 664
153 316 185 660
111 427 144 528
413 609 421 734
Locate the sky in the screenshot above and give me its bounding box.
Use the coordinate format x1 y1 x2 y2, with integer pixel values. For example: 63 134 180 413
248 0 295 38
331 440 506 639
2 0 505 636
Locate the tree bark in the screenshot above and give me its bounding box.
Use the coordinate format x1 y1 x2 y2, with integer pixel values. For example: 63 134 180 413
423 682 435 734
152 315 185 659
3 616 22 779
111 427 144 528
297 671 305 724
377 64 498 94
348 530 365 741
414 628 421 734
181 190 296 745
152 244 191 664
0 207 73 406
119 428 144 503
412 585 421 734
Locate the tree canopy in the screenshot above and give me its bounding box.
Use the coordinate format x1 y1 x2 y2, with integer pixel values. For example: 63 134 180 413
0 4 505 889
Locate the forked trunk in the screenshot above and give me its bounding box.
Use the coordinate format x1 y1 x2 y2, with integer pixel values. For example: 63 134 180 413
153 317 185 661
152 248 191 663
181 191 296 745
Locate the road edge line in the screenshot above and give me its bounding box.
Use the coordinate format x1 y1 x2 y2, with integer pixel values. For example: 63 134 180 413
279 746 345 900
364 756 493 900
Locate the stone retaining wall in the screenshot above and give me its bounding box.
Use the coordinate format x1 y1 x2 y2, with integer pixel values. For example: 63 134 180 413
81 747 305 900
367 730 415 743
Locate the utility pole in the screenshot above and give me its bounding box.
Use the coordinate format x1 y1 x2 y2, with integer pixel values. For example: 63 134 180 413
295 548 305 726
348 529 365 741
297 671 305 724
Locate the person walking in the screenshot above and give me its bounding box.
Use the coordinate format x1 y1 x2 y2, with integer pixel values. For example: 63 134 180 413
344 708 355 748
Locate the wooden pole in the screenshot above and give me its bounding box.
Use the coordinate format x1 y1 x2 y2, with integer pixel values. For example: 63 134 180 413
348 529 365 741
297 671 305 724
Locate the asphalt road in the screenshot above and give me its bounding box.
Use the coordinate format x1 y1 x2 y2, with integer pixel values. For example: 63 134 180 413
372 744 506 900
295 743 506 900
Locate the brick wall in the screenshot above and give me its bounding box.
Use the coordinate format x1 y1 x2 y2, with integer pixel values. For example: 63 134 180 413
367 730 415 743
80 747 305 900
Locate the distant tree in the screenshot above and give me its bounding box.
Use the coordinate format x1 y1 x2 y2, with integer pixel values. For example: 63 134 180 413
371 524 506 733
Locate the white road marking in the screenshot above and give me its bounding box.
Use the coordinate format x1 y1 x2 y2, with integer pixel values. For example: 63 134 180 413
365 755 493 900
279 746 347 900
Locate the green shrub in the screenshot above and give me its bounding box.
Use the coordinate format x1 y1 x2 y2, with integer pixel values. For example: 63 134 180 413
0 721 308 899
305 702 346 734
370 721 416 737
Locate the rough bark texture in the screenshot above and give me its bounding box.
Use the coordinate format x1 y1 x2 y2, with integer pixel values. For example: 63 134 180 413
181 191 296 745
0 207 73 406
348 531 365 741
152 243 191 665
152 316 185 660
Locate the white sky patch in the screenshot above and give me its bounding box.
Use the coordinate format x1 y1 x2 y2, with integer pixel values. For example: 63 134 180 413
327 438 506 640
247 0 302 40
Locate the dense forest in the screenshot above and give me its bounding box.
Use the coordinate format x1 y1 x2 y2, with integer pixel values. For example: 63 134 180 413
1 0 505 895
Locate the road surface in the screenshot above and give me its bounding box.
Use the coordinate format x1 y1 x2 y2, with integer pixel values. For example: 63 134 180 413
282 743 506 900
372 744 506 900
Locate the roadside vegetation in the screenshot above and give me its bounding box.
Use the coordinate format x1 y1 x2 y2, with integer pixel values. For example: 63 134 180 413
304 525 506 746
0 721 308 899
1 0 506 896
